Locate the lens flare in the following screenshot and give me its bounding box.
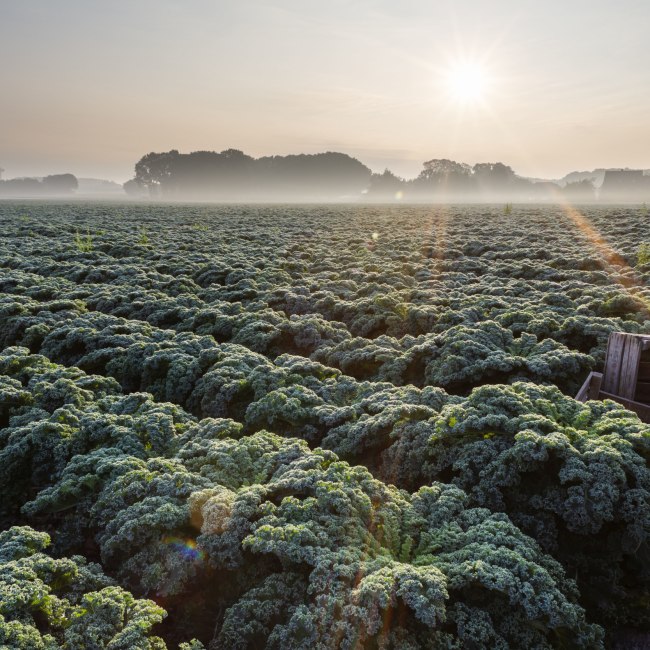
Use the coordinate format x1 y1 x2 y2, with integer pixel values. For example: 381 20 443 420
162 536 205 562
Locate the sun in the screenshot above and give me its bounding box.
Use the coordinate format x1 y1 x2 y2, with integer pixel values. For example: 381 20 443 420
446 62 488 104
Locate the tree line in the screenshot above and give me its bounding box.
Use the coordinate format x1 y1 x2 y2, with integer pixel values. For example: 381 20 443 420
125 149 372 201
0 174 78 197
126 149 638 202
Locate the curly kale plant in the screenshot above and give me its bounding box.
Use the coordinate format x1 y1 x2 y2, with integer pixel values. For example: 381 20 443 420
20 422 603 648
415 382 650 626
0 526 186 649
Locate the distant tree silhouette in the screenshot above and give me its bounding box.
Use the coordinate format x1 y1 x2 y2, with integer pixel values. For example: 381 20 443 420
0 178 42 195
123 179 147 197
41 174 78 194
473 162 516 188
381 158 555 201
134 150 181 196
366 169 405 198
562 179 596 202
409 159 474 197
129 149 372 200
420 159 473 179
125 150 650 203
0 174 78 196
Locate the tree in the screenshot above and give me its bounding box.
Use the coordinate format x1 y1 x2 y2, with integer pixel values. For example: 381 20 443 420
419 158 472 180
41 174 78 194
131 149 372 200
134 150 180 195
473 162 516 186
563 179 596 201
123 178 147 197
411 158 473 197
365 169 405 198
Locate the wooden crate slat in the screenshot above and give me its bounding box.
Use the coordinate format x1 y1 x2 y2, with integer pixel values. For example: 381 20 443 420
599 390 650 423
618 336 643 399
576 372 597 401
578 334 650 420
635 381 650 404
639 362 650 381
588 372 604 399
575 372 604 402
601 333 627 394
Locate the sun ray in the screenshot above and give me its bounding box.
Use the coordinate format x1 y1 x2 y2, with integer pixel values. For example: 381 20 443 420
559 200 650 313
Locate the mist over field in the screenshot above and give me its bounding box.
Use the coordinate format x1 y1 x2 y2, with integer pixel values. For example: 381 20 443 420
122 150 650 203
3 149 650 203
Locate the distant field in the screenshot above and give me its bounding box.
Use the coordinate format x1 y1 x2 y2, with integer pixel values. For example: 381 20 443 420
1 201 649 648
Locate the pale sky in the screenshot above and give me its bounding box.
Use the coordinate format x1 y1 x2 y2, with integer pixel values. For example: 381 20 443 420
1 0 649 182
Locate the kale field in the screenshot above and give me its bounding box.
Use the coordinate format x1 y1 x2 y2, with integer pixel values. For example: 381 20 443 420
1 201 649 649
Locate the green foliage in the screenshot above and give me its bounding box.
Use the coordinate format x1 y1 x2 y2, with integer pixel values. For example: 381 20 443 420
0 203 649 646
138 226 149 246
0 350 610 646
73 228 93 253
638 242 650 266
418 381 650 626
0 526 176 649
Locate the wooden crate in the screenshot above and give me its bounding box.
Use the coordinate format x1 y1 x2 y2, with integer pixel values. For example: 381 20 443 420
576 333 650 423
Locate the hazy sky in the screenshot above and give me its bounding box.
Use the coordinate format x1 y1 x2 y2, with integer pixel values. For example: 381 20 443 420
1 0 649 182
